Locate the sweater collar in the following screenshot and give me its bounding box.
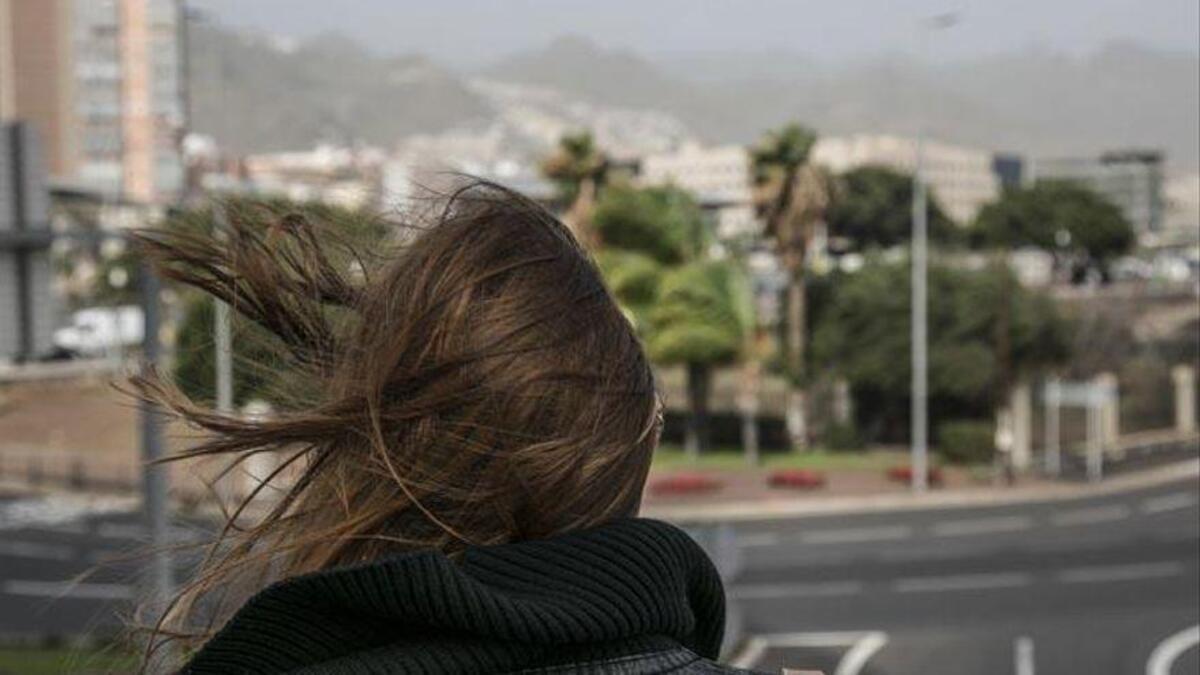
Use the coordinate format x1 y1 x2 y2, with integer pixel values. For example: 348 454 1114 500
184 518 726 673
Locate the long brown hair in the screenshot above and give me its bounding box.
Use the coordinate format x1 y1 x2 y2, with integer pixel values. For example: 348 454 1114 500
130 181 660 668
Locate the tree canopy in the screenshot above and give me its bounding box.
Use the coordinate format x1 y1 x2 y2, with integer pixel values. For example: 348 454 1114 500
827 165 958 251
972 179 1135 275
592 184 710 265
812 261 1068 440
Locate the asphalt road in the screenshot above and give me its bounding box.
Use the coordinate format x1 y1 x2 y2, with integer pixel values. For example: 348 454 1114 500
0 473 1197 675
724 476 1200 675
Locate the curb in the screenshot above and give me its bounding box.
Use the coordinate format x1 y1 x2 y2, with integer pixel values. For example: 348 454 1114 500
643 458 1200 524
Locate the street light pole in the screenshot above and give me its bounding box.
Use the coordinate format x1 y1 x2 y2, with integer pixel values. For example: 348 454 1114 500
911 12 959 493
138 259 173 623
911 130 929 493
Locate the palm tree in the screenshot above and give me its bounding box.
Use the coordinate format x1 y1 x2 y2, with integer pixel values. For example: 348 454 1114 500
647 260 749 459
751 123 831 451
541 131 607 248
592 184 752 459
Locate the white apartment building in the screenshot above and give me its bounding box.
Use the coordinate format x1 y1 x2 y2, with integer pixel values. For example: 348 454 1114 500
811 134 1002 225
637 141 758 240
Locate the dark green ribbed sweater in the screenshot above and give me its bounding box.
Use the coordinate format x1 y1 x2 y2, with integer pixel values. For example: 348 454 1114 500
183 518 727 674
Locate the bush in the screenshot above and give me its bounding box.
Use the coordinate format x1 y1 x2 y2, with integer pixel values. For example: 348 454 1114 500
649 472 724 496
938 419 995 465
768 469 826 490
886 465 944 486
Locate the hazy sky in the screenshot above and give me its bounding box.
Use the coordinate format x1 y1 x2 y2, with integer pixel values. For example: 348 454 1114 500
190 0 1200 67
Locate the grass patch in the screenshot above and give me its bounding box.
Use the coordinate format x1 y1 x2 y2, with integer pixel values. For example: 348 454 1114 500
0 646 137 675
652 445 911 472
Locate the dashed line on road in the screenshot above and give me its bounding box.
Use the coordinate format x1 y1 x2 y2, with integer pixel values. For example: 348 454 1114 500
1050 504 1131 526
1141 492 1198 514
731 581 864 600
893 572 1031 593
931 515 1032 537
3 580 133 600
1057 561 1185 584
802 525 913 545
1015 636 1036 675
737 532 781 547
0 540 73 561
1147 624 1199 675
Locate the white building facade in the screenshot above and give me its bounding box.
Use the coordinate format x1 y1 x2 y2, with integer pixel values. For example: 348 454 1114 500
636 141 758 240
811 134 1003 226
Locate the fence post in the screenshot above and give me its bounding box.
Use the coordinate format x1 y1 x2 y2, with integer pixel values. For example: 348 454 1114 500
1010 379 1032 471
1173 365 1197 435
1044 378 1061 477
1095 373 1119 449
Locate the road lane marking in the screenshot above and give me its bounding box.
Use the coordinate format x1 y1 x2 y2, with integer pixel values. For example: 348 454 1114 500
802 525 913 545
838 631 888 675
893 572 1031 593
931 516 1032 537
737 532 781 547
1015 636 1035 675
1147 625 1199 675
731 581 865 600
1058 561 1185 584
733 631 888 675
0 540 73 561
729 637 769 669
1142 492 1198 514
1050 504 1132 526
3 580 133 600
878 547 979 563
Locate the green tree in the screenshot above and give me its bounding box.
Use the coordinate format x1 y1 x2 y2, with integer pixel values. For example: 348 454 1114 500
173 294 278 407
592 185 752 457
751 123 831 450
827 165 958 251
646 260 751 457
972 180 1135 280
812 261 1068 442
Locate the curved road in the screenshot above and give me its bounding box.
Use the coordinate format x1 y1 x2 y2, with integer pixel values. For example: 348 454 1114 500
724 476 1200 674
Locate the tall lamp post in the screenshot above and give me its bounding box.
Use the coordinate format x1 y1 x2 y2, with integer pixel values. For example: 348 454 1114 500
911 12 960 493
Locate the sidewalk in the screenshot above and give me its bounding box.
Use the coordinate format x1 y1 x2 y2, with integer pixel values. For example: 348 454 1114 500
642 457 1200 523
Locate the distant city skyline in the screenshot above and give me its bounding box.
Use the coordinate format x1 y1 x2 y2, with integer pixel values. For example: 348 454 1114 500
189 0 1200 68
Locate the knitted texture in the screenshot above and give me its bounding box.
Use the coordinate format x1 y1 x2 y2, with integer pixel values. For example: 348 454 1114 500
183 518 726 674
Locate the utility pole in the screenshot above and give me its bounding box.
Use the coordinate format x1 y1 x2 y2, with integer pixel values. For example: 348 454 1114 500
910 12 960 493
138 259 173 617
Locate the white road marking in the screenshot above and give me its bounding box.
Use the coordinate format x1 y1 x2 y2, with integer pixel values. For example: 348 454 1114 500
1058 561 1185 584
878 547 980 563
802 525 913 545
1142 492 1198 514
729 637 769 669
893 572 1031 593
1015 636 1035 675
837 631 888 675
1146 624 1200 675
737 532 781 547
932 516 1032 537
1051 504 1131 526
736 631 888 675
0 540 73 561
732 581 865 600
3 580 133 600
